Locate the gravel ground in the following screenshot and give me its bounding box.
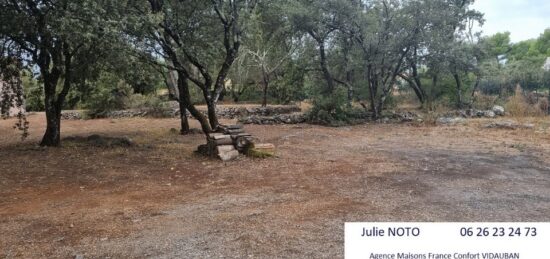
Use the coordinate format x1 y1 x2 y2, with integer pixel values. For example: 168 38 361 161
1 114 549 258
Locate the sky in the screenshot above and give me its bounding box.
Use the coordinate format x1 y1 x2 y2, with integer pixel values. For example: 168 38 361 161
472 0 550 42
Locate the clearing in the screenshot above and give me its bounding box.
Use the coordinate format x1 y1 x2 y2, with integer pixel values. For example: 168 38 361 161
1 113 549 258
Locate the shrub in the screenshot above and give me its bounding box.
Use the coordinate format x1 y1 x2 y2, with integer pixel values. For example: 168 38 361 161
306 88 367 126
538 98 549 114
505 85 546 117
83 73 133 117
125 94 164 109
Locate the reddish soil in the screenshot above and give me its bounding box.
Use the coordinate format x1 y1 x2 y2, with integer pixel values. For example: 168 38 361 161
1 114 549 258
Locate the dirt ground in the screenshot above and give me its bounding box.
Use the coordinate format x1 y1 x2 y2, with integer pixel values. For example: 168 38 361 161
1 113 550 258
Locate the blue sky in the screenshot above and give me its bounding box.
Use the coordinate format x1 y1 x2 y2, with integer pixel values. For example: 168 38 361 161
472 0 550 42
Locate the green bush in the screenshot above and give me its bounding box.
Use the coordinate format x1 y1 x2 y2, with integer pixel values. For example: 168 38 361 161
83 73 133 117
306 88 366 126
22 72 44 111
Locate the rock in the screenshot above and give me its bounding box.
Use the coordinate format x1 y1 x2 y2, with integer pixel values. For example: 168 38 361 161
484 120 535 130
218 149 240 162
239 114 306 125
61 111 83 120
492 105 505 116
370 111 424 123
216 145 235 153
484 120 516 129
437 117 467 125
483 110 496 118
75 255 84 259
475 110 486 117
523 123 535 129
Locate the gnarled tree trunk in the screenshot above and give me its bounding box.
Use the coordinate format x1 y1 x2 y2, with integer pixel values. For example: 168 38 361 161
40 73 62 147
178 72 211 134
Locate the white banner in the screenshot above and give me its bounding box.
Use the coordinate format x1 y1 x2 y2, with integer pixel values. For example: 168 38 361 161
345 223 550 259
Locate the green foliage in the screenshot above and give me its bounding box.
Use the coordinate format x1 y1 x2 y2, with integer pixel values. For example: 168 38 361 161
533 29 550 56
271 61 307 104
21 72 44 112
83 73 132 116
82 71 168 118
482 32 512 61
306 87 366 126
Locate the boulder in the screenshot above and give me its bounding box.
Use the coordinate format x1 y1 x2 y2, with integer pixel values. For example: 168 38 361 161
218 149 240 162
483 110 496 118
492 105 505 116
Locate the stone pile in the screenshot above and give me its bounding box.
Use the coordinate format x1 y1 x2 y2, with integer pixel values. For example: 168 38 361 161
239 113 306 125
483 120 535 130
198 124 276 161
61 111 83 120
199 125 253 161
437 106 507 125
382 111 423 123
443 105 506 119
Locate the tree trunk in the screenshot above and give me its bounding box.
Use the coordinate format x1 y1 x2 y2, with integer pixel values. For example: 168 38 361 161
367 66 379 118
318 41 335 95
410 83 425 105
40 76 62 147
178 98 190 135
206 99 219 130
166 69 179 100
261 68 269 107
262 81 268 107
342 37 354 108
178 72 211 134
399 74 425 105
429 74 438 111
346 70 354 108
453 73 464 109
347 85 354 108
370 84 379 118
40 107 61 147
232 94 240 103
470 73 481 106
168 69 189 134
410 58 426 105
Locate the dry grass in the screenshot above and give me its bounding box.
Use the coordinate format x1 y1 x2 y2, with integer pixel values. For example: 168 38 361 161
505 85 547 117
472 93 499 110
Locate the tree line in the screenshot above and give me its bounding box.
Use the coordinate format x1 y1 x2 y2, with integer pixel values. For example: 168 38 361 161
1 0 549 147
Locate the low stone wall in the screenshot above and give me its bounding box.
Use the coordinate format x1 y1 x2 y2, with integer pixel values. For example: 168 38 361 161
442 106 506 119
239 114 307 125
176 106 302 119
61 105 303 122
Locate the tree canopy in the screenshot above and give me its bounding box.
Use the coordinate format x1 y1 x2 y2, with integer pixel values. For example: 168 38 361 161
1 0 549 145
